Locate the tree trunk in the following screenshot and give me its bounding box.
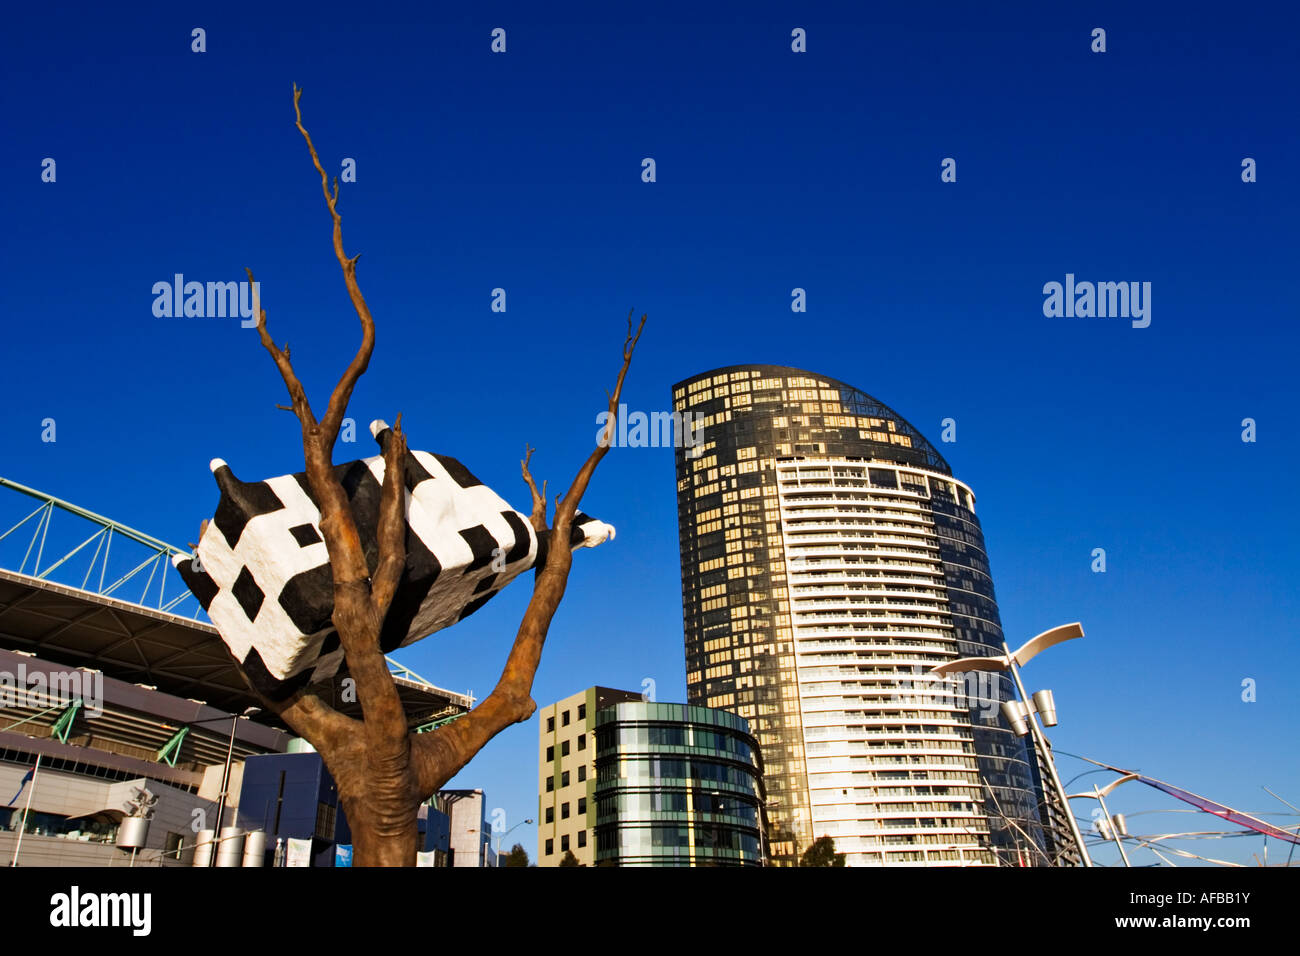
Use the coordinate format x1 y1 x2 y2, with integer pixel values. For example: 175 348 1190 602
338 789 421 867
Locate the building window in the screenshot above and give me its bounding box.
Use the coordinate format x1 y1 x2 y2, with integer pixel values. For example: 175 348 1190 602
578 765 587 782
546 745 554 761
545 839 554 856
577 830 587 848
578 797 587 814
545 808 554 823
561 740 570 757
561 834 570 852
561 771 570 788
315 802 336 841
546 776 554 792
561 802 570 820
562 710 570 726
578 704 586 720
578 734 586 751
547 716 555 732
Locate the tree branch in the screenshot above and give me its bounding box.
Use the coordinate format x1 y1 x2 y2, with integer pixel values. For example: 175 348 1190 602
553 310 646 533
275 687 361 755
248 267 317 432
412 312 647 793
292 83 375 448
520 445 548 533
371 413 408 618
248 88 408 765
227 652 360 756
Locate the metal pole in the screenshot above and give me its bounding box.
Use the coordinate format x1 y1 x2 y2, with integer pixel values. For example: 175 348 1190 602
493 819 531 866
209 715 239 867
1094 785 1131 867
1004 646 1092 867
495 824 515 866
9 754 41 867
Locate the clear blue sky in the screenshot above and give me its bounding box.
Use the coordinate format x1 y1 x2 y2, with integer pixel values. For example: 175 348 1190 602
2 1 1296 865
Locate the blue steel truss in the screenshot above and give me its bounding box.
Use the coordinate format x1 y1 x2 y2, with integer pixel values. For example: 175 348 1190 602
0 476 200 617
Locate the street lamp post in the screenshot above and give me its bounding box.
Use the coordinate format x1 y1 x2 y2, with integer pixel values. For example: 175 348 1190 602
1001 649 1092 867
493 818 534 866
199 706 261 867
929 622 1092 868
1069 773 1138 867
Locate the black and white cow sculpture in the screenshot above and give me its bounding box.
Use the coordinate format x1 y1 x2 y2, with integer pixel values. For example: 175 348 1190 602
173 420 614 700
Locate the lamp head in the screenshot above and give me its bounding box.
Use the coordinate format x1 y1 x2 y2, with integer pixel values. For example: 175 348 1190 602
1001 699 1030 737
1032 689 1058 727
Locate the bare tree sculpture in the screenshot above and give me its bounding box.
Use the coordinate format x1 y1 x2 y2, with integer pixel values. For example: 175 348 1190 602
232 86 645 865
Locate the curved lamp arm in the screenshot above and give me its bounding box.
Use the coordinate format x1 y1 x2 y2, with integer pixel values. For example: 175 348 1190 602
928 623 1084 676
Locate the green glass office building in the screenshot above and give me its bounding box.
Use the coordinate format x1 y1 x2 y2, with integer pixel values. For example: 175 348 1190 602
593 701 763 866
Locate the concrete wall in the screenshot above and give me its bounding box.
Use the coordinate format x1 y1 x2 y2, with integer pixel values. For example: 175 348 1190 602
444 790 496 867
0 829 186 867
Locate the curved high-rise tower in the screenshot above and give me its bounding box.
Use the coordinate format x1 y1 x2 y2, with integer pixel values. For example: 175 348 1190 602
672 365 1045 866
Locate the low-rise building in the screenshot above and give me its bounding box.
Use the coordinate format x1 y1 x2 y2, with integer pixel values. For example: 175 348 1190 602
537 686 641 865
441 788 497 867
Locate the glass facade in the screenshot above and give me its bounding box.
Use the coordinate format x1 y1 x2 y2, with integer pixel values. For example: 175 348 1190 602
592 702 763 866
672 365 1046 866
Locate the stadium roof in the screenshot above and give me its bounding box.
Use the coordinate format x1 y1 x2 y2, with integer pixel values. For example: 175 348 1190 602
0 573 473 734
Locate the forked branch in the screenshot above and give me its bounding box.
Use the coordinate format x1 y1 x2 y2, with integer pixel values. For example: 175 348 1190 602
412 313 647 790
243 88 406 751
292 83 375 448
554 310 646 533
520 446 548 533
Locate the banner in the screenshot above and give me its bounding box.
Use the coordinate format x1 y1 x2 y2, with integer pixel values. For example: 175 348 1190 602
285 837 314 867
